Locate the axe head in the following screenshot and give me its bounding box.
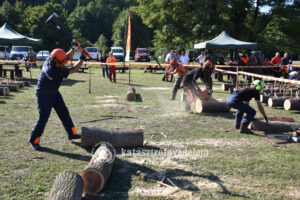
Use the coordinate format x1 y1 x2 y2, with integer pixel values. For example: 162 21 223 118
45 12 58 24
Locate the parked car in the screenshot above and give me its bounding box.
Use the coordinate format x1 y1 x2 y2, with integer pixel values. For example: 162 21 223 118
36 50 50 61
84 47 100 61
135 48 151 62
10 46 33 60
110 46 124 62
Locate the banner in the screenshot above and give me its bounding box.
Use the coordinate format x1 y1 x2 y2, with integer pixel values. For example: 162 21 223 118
125 11 131 62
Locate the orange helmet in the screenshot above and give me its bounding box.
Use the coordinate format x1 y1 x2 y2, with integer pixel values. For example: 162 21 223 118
170 59 177 66
50 48 68 65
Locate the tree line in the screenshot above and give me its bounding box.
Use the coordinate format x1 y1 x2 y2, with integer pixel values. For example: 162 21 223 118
0 0 299 59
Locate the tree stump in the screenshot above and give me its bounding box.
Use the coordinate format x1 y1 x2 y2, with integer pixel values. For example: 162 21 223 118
284 99 300 110
80 142 116 195
0 84 19 92
126 87 136 101
191 97 230 113
48 171 84 200
251 120 300 132
81 127 144 148
268 97 289 107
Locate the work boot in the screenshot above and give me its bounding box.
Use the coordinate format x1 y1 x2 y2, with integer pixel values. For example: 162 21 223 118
30 142 41 151
68 134 81 140
239 127 253 134
170 97 175 100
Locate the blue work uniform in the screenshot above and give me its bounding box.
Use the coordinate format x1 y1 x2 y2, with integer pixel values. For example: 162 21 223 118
29 57 75 143
226 88 259 128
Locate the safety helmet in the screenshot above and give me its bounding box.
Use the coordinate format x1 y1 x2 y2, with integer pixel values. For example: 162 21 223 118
251 80 264 90
50 48 68 65
170 59 177 66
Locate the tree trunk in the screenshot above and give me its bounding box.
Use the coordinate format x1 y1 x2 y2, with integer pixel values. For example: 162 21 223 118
48 171 84 200
0 87 8 96
284 99 300 110
191 97 230 113
126 87 136 101
251 120 300 132
268 97 289 107
81 127 144 148
0 84 19 92
255 116 295 122
80 142 116 195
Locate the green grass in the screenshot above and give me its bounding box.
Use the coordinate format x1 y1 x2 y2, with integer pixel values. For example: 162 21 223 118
0 66 299 200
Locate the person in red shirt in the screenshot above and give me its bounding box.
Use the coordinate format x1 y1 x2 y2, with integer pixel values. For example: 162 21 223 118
271 52 282 77
167 59 186 100
106 52 117 83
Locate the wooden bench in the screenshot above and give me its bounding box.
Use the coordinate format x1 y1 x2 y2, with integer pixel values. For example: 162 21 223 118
0 62 22 79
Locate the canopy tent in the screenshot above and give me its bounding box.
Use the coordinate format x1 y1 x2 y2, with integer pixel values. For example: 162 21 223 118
194 31 257 49
0 23 42 45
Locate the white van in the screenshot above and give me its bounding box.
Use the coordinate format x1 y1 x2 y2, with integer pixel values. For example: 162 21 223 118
111 46 124 62
10 46 32 60
85 47 100 61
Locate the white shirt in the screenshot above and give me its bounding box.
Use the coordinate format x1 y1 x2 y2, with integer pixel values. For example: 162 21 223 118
180 55 189 65
197 54 205 64
165 53 173 63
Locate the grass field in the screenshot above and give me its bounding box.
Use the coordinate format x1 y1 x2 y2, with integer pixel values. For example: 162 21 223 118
0 66 299 200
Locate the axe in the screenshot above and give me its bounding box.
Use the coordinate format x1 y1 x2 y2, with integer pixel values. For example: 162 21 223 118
45 12 90 57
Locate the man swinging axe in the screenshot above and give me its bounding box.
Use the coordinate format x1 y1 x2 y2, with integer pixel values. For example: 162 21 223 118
29 43 88 151
226 80 268 134
168 59 186 100
181 53 213 112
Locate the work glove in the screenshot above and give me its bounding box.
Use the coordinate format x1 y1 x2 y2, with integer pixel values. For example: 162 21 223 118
80 50 88 61
264 116 268 124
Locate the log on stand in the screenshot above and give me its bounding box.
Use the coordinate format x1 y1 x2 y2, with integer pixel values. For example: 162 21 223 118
284 99 300 110
221 83 233 91
268 97 289 107
0 84 19 92
80 142 116 195
48 171 84 200
251 120 300 132
0 87 8 96
126 87 136 101
81 127 144 148
191 97 230 113
260 94 269 103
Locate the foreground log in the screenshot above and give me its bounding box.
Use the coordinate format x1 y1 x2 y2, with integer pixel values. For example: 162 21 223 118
268 97 289 107
81 127 144 148
255 116 295 122
191 97 230 113
80 142 116 195
0 84 19 92
284 99 300 110
251 120 300 132
126 87 136 101
48 171 84 200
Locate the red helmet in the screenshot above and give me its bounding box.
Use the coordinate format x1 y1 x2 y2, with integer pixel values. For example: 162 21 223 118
50 48 68 65
170 59 177 66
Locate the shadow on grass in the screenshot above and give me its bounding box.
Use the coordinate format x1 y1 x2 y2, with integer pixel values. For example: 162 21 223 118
200 111 235 120
40 146 91 162
0 100 6 104
135 93 143 102
61 79 85 86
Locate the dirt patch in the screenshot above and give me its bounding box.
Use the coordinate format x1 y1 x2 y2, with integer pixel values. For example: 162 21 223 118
95 95 119 99
97 99 119 103
288 187 300 199
130 186 192 199
141 87 171 90
102 104 121 107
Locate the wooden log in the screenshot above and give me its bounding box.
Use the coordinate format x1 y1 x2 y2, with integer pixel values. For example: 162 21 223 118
81 127 144 148
284 99 300 110
251 120 300 132
260 94 268 103
229 87 234 94
126 87 136 101
0 84 19 92
1 81 25 88
191 97 230 113
48 171 84 200
80 142 116 195
268 97 289 107
217 72 223 81
0 87 7 96
255 116 295 122
221 83 233 91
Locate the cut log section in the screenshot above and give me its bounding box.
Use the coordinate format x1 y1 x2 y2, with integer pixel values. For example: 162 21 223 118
0 87 8 96
126 87 136 101
191 97 230 113
251 120 300 132
48 171 84 200
284 99 300 110
221 84 233 91
0 84 19 92
81 127 144 148
260 94 268 103
268 97 289 107
1 81 25 88
255 116 295 122
80 142 116 195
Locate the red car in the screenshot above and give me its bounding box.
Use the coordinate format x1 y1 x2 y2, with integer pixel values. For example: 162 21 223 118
135 48 150 62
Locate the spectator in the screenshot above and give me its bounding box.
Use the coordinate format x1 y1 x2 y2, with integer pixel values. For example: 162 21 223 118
162 50 175 82
195 50 205 64
250 52 260 76
100 52 108 78
106 52 117 83
173 50 180 61
282 52 292 78
240 52 251 81
179 51 190 65
271 52 282 77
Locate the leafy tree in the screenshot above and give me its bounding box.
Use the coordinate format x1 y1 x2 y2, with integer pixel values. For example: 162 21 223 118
95 34 109 52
